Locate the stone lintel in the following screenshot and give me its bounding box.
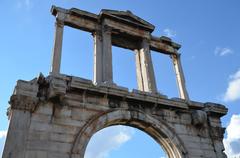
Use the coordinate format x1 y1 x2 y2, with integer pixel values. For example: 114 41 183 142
51 5 68 17
103 18 151 39
111 34 141 50
51 5 180 55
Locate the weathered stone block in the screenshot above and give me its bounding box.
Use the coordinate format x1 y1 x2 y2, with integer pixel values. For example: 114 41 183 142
71 108 98 121
3 6 228 158
25 150 48 158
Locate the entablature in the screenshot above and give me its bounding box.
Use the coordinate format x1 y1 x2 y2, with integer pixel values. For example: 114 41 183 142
51 6 180 54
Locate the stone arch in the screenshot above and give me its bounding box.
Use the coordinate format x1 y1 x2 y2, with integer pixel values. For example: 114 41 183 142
70 109 188 158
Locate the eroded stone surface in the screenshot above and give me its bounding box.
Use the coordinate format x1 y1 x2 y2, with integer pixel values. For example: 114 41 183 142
3 75 227 158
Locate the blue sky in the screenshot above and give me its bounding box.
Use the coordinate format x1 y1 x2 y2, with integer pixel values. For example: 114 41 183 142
0 0 240 157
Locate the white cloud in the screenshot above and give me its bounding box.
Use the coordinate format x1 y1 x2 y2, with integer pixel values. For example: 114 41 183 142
0 130 7 157
223 69 240 102
163 28 176 38
0 131 7 139
224 114 240 157
84 125 134 158
214 47 233 56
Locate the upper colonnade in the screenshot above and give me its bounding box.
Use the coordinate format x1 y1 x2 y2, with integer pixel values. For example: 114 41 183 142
50 6 189 100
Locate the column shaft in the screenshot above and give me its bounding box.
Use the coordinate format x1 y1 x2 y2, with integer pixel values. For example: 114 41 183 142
172 54 189 100
51 21 64 75
135 39 157 93
102 26 113 84
93 32 103 84
135 49 144 91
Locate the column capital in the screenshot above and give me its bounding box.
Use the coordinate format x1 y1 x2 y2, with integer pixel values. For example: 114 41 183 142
55 20 64 28
56 12 66 23
142 37 151 43
172 51 181 57
92 30 102 38
171 53 180 63
102 25 112 34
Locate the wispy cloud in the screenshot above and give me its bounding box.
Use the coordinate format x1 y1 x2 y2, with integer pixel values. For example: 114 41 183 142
0 130 7 139
25 0 30 7
224 114 240 157
16 0 32 9
163 28 176 38
223 69 240 102
214 47 233 56
85 125 134 158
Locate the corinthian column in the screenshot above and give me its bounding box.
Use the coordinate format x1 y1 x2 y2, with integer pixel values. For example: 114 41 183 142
102 25 113 84
51 20 64 75
93 31 103 84
135 38 157 93
171 53 189 100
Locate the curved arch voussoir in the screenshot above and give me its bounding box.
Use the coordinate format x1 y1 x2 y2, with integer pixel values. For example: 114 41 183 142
71 109 187 158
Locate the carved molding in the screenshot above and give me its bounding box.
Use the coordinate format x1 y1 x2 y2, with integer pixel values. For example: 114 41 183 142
9 95 39 112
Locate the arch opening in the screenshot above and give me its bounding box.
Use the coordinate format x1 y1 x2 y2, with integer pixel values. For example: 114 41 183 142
71 109 187 158
84 125 167 158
